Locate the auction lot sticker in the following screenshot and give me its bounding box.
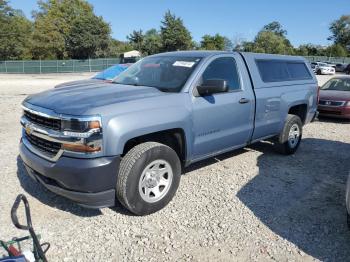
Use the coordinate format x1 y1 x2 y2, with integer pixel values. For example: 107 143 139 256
173 61 195 67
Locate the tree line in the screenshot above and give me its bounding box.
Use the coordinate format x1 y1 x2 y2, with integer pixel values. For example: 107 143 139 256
1 0 349 60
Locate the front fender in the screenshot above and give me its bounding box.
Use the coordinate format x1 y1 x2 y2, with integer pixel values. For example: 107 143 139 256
104 106 193 157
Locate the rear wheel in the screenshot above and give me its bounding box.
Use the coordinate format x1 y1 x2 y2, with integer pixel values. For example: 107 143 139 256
116 142 181 215
274 114 303 155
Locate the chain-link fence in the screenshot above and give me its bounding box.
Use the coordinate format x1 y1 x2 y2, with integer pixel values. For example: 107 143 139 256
304 56 350 64
0 58 121 74
0 56 349 74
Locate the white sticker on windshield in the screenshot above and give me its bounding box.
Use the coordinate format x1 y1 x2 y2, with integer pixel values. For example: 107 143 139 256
173 61 195 68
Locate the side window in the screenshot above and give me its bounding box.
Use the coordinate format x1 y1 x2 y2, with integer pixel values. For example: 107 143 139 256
287 62 312 79
256 60 289 82
201 57 240 91
256 60 312 82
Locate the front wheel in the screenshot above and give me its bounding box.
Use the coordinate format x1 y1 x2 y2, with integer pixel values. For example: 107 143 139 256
274 114 303 155
116 142 181 215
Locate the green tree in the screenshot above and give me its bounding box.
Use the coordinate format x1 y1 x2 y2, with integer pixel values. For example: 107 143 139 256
235 41 255 52
329 15 350 49
262 21 287 37
142 29 162 55
325 44 348 57
67 14 110 59
295 44 321 56
0 0 32 60
200 34 225 50
160 11 192 51
253 31 294 54
107 39 133 57
31 0 111 59
223 37 234 51
240 22 294 55
127 29 144 52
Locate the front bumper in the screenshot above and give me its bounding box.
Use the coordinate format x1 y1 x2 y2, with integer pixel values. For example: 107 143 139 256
19 141 120 208
318 105 350 119
320 69 335 75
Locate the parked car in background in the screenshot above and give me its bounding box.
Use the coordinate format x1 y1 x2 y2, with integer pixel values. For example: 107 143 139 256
335 63 347 72
318 76 350 119
312 62 335 75
55 64 131 88
93 64 131 82
324 61 337 69
19 51 318 215
310 63 317 73
345 64 350 75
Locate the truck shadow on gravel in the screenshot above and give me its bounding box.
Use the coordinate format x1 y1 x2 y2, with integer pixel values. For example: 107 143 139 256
237 138 350 261
16 156 103 217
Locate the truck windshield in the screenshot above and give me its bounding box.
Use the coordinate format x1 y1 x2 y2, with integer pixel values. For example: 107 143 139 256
113 56 202 92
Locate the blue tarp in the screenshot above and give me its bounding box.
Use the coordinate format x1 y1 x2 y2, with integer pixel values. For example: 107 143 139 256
92 64 131 81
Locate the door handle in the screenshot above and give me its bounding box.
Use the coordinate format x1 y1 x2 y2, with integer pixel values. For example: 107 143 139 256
239 98 250 104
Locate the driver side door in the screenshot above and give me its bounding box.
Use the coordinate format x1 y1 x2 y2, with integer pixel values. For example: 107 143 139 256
191 54 255 160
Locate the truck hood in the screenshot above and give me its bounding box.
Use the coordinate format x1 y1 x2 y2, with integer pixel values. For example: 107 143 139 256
319 90 350 101
54 79 102 88
24 82 167 115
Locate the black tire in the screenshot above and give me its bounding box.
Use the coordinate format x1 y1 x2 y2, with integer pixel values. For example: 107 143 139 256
274 114 303 155
317 69 322 75
347 213 350 229
116 142 181 215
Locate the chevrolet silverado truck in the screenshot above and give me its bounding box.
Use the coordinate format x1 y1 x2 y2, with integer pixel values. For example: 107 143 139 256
20 51 318 215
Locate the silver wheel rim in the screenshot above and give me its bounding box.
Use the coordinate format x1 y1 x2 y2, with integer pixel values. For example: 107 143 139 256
288 123 300 148
138 160 173 203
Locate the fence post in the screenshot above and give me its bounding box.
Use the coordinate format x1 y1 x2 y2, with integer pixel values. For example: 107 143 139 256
22 61 25 73
39 59 42 74
5 61 7 73
73 60 75 73
88 58 91 72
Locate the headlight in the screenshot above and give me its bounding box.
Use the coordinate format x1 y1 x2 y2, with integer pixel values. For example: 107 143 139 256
61 118 101 132
61 116 103 153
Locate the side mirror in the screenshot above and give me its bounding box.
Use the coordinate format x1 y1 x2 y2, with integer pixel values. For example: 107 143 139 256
196 79 228 96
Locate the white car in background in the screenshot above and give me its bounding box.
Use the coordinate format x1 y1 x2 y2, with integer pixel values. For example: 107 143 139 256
311 62 336 75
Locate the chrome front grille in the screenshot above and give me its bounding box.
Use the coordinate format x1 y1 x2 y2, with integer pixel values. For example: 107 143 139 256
25 133 61 155
319 100 345 107
21 105 103 162
24 110 61 130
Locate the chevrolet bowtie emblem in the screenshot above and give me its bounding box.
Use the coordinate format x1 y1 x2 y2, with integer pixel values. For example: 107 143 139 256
25 125 33 135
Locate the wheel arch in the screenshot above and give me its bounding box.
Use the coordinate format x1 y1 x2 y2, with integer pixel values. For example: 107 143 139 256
121 128 188 165
288 104 308 124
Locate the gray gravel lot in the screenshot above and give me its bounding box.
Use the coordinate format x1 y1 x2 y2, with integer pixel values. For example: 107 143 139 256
0 73 349 261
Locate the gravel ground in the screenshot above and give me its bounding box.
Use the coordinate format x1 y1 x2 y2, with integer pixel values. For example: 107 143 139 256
0 73 349 261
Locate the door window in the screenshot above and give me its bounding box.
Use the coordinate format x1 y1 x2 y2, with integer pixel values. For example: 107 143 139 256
200 57 241 91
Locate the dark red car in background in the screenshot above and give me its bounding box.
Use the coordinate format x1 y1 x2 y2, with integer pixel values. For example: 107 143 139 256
318 76 350 119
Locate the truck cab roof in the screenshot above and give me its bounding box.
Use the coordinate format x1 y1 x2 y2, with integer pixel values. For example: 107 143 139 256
152 50 307 62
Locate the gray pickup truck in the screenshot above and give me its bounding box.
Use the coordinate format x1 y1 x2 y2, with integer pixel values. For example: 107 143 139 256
20 51 318 215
